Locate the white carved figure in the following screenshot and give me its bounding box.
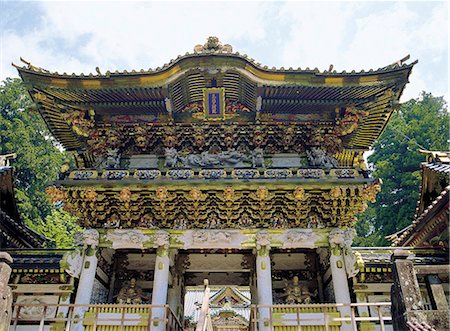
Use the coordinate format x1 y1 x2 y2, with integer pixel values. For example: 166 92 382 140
328 228 346 248
105 148 121 168
255 230 271 250
251 148 264 167
16 297 58 319
164 147 179 168
173 216 187 229
153 230 170 249
206 215 220 229
179 150 247 167
193 231 209 244
82 229 99 247
306 147 338 168
96 148 121 169
343 228 356 249
209 231 232 243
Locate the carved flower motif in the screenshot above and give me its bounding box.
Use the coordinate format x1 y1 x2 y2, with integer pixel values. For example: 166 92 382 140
253 135 264 146
256 186 269 201
223 187 235 201
189 188 204 201
156 187 170 200
119 188 132 202
84 188 97 201
329 187 343 199
293 187 305 201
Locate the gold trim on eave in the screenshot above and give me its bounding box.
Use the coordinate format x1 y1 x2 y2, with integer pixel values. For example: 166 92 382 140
244 64 285 81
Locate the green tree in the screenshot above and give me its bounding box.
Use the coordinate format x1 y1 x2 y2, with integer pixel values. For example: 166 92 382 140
354 92 449 246
0 78 78 248
36 209 83 249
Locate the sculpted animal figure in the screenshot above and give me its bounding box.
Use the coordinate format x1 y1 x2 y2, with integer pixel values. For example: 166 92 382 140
164 148 179 168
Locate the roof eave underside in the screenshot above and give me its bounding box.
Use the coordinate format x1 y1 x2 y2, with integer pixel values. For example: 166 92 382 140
16 58 415 152
400 187 450 247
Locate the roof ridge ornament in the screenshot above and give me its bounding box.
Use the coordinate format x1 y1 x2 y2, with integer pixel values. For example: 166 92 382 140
194 36 233 54
19 57 49 73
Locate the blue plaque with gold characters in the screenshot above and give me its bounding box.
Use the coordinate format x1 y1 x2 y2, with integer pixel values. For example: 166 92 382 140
203 88 225 120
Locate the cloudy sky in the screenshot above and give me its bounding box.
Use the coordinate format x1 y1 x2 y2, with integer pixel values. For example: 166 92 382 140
1 1 448 102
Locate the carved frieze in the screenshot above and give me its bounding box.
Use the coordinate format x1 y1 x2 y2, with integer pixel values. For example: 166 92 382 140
180 230 245 249
163 148 261 168
106 229 150 249
282 229 319 248
192 230 233 244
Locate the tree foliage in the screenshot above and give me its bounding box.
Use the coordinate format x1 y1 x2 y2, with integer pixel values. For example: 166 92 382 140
0 78 79 248
354 92 449 246
39 209 82 249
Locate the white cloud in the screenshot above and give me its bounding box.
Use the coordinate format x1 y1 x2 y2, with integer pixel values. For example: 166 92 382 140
2 1 270 78
277 2 361 70
1 1 448 103
415 2 448 54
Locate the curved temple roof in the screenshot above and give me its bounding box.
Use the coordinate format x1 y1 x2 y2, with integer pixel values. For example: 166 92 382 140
14 37 416 154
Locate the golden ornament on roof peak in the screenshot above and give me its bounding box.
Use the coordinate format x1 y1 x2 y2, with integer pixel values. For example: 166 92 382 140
194 36 233 53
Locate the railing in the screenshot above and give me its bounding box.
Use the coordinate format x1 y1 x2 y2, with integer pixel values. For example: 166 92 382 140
10 303 183 331
249 302 392 331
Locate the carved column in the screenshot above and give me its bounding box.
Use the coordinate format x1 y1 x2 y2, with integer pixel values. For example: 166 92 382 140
0 252 13 331
73 230 99 330
328 228 353 331
255 230 273 331
151 231 170 331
